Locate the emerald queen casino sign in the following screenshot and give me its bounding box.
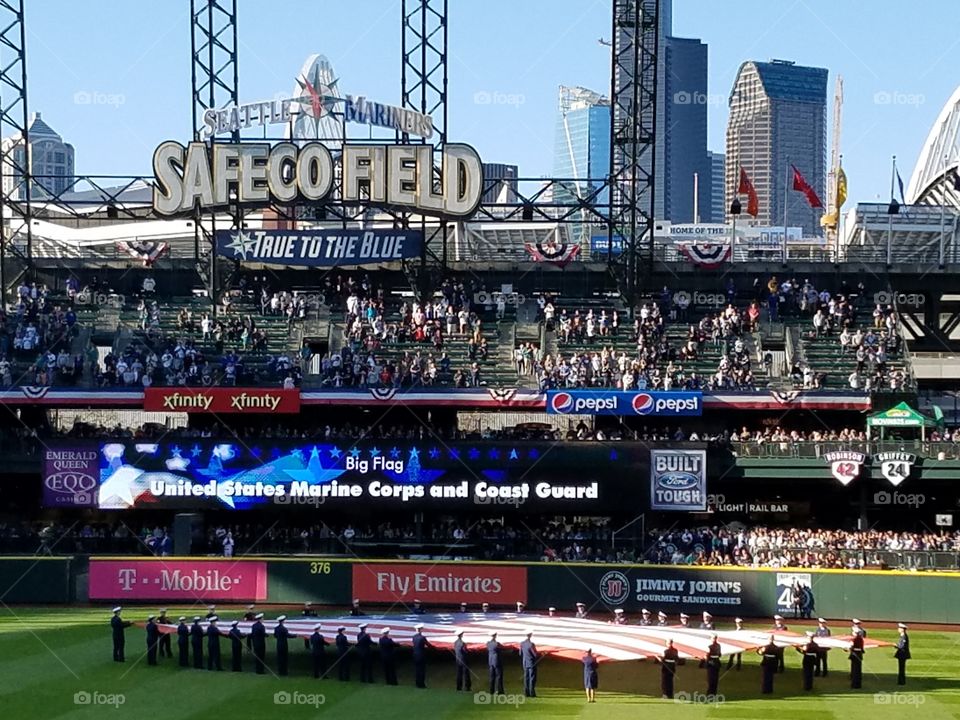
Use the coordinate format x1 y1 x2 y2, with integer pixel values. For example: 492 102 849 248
152 55 482 219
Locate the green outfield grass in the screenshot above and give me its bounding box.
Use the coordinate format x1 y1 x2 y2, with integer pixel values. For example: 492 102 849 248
0 606 958 719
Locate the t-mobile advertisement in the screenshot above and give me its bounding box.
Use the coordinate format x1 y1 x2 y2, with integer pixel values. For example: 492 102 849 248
88 559 268 601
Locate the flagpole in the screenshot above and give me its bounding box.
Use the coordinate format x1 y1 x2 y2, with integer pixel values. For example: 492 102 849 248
887 155 895 266
783 159 789 265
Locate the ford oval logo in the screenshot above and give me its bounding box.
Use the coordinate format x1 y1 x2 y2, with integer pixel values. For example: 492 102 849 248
657 472 698 490
45 472 97 494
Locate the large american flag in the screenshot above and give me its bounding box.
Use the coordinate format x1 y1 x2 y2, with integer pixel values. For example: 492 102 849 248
156 613 891 663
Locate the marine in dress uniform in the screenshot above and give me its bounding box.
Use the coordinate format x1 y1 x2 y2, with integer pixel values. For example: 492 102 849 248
895 623 910 686
547 607 556 617
145 615 159 666
190 617 205 669
759 635 778 694
639 609 652 626
797 632 817 691
357 624 374 683
176 616 190 667
520 631 538 698
411 624 432 688
851 618 867 637
412 599 426 615
379 628 398 686
575 602 588 619
274 615 291 676
726 617 745 671
243 605 256 651
814 618 831 676
677 613 690 628
582 648 599 703
847 629 865 688
454 630 471 691
481 602 490 614
251 613 267 675
516 601 525 614
656 611 669 627
335 627 351 681
205 605 217 620
458 602 469 614
310 624 329 679
110 607 131 662
349 599 365 617
698 613 715 668
613 608 627 625
771 616 788 672
705 634 722 696
157 609 172 658
487 632 505 695
659 639 679 699
206 617 223 671
228 621 244 672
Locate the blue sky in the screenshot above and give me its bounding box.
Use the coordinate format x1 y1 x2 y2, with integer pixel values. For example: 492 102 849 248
24 0 959 206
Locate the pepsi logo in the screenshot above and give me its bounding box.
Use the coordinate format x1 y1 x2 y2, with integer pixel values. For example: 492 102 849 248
631 393 654 415
550 392 574 414
656 472 699 491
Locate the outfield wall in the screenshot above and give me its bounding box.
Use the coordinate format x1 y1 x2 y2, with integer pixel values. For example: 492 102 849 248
0 557 73 603
72 557 960 624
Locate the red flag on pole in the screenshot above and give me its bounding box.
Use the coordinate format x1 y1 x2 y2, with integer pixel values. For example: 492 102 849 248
791 165 823 208
737 168 759 217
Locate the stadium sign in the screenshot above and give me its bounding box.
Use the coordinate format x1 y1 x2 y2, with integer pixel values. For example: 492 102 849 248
152 141 483 218
545 390 702 417
89 559 268 601
351 563 526 605
875 451 916 487
143 388 300 414
650 449 707 511
42 448 98 507
823 450 866 486
215 228 421 266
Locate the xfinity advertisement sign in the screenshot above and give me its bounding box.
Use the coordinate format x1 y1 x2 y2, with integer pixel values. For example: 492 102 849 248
545 390 702 417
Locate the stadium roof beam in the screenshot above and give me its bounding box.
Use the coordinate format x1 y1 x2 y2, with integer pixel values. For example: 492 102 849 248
608 0 659 307
0 0 32 281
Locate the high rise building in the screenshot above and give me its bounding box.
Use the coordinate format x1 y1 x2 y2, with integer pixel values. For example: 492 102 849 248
481 163 519 205
724 59 828 236
1 112 75 199
553 85 611 209
663 35 710 223
708 151 725 223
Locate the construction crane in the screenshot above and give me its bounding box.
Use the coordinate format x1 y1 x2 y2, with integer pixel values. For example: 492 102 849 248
823 75 844 244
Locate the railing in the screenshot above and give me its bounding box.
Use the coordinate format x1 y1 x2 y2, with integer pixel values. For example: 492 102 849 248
731 440 960 459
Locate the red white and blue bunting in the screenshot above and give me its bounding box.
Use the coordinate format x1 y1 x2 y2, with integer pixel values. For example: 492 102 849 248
679 242 731 269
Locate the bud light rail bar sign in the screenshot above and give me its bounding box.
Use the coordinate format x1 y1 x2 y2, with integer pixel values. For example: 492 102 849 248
650 449 707 511
545 390 702 416
215 228 422 267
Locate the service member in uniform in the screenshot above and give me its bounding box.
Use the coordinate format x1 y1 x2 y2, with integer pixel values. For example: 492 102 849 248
582 648 599 703
516 601 525 614
357 623 374 683
454 629 471 691
852 618 866 637
176 616 190 667
350 599 365 616
797 631 817 691
520 630 538 698
547 607 557 618
145 615 159 666
895 623 910 686
379 628 398 686
310 624 329 679
678 612 691 628
458 602 469 614
846 629 865 688
302 603 317 649
228 620 244 672
487 631 505 695
411 623 432 688
251 613 267 675
705 633 722 695
412 599 426 615
727 617 744 671
771 615 788 672
814 618 831 676
335 626 351 681
205 605 217 620
243 605 257 651
274 615 291 676
110 607 131 662
481 602 491 614
659 639 679 699
206 616 223 671
759 634 778 695
656 611 669 627
190 616 205 669
575 602 588 619
639 609 653 626
613 608 627 625
157 609 172 659
698 613 715 668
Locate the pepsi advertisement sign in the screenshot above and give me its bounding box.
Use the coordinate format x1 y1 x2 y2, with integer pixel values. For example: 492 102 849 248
545 390 703 417
650 449 707 511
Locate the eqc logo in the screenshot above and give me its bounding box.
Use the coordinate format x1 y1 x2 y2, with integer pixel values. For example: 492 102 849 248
598 570 630 605
549 392 574 413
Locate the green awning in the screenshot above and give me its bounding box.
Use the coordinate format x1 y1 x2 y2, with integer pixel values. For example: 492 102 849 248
866 401 938 428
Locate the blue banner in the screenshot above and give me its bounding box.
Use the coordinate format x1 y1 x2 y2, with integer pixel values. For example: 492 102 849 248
650 449 707 511
545 390 702 416
215 228 422 267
